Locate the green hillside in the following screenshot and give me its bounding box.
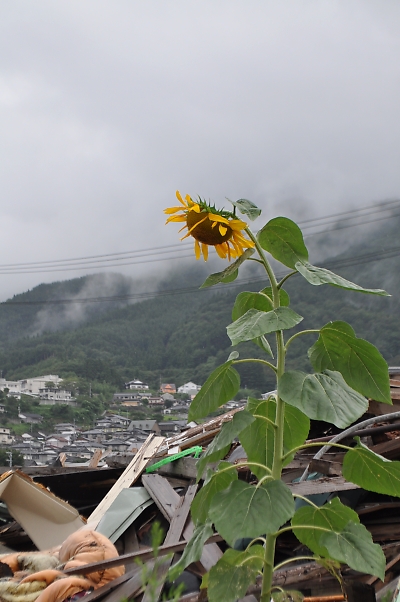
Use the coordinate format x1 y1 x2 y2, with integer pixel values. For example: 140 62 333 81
0 215 399 397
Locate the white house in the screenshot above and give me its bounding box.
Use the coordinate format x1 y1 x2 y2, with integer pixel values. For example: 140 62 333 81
177 382 201 395
125 380 149 390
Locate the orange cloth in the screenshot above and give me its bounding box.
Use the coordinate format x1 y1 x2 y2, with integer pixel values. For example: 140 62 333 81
5 530 124 602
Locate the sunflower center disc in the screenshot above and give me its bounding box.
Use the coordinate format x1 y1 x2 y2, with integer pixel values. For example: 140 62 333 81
186 211 233 245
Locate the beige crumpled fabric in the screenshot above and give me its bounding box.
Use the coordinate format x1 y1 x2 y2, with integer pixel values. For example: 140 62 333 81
0 530 125 602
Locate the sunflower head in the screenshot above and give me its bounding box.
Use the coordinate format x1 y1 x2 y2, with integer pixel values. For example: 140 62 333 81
164 191 255 261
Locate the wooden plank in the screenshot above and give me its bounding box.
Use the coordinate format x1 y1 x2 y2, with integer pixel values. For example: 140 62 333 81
309 459 342 476
88 449 103 468
287 476 359 496
370 437 400 460
141 484 198 602
88 435 164 527
165 484 198 545
142 474 181 521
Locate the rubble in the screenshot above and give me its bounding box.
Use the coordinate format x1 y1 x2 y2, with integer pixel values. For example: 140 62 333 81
3 396 400 601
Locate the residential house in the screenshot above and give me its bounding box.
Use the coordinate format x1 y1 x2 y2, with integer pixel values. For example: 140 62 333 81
39 388 76 406
160 383 176 394
18 412 43 424
147 397 164 407
125 380 149 390
177 381 201 396
0 428 13 445
129 420 160 435
113 392 141 403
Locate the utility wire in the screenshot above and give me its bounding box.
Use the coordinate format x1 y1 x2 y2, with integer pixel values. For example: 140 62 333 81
2 242 399 306
0 198 399 274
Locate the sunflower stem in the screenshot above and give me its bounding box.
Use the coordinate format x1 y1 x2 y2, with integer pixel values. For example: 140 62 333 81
245 227 287 601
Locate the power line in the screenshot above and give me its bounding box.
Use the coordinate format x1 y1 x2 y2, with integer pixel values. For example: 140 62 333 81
2 242 399 306
0 198 399 274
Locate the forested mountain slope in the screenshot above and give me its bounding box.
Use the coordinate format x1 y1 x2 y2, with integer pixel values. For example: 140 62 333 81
0 215 399 394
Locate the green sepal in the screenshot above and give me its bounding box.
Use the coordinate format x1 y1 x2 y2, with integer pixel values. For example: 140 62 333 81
189 361 240 421
208 546 264 602
279 369 368 428
200 249 254 288
308 321 391 404
343 438 400 497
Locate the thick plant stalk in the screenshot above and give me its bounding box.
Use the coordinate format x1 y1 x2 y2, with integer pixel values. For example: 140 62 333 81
247 229 286 601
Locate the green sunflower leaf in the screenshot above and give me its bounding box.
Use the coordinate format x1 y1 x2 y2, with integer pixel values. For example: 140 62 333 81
343 438 400 497
208 546 264 602
295 261 390 296
292 498 384 580
320 522 385 580
240 398 309 478
231 288 290 321
232 291 273 320
196 410 255 478
230 198 262 221
209 479 295 547
195 445 231 482
258 217 309 269
200 249 254 288
168 521 214 581
279 370 368 428
308 321 391 404
188 362 241 421
292 497 360 557
227 307 303 346
192 461 238 525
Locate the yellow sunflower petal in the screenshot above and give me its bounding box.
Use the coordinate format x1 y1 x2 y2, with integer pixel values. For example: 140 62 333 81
194 239 201 260
202 243 209 261
219 224 228 236
176 191 186 206
164 206 184 214
185 194 196 207
230 239 242 256
215 243 227 259
165 214 187 223
208 214 230 225
189 204 201 213
229 219 248 231
232 231 254 246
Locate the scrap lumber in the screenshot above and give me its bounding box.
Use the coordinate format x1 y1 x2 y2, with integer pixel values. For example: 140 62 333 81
142 474 181 521
156 409 242 456
141 484 198 602
88 449 103 468
287 476 359 496
88 434 164 528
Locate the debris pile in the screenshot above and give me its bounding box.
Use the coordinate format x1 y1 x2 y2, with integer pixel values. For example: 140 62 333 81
3 398 400 601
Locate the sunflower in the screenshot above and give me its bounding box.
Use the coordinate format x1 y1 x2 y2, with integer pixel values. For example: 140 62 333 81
164 191 255 261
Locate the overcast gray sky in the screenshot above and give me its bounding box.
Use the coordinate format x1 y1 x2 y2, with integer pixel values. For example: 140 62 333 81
1 1 400 301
